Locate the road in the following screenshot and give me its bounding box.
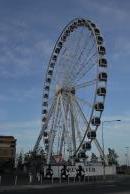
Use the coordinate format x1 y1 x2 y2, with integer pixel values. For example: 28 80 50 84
0 176 130 194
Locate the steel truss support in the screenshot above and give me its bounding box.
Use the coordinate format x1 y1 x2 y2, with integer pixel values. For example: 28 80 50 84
94 138 108 165
60 94 72 158
47 95 60 164
72 96 106 163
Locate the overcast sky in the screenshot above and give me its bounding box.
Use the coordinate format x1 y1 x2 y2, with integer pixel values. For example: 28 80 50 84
0 0 130 164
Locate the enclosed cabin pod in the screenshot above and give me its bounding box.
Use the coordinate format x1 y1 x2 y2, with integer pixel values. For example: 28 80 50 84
46 77 51 84
91 117 101 126
89 22 96 28
73 21 78 29
99 58 107 68
98 46 106 55
95 102 104 111
48 70 53 76
64 29 70 36
58 41 63 49
42 109 47 114
99 72 107 82
82 142 91 150
55 47 61 54
43 131 48 138
94 28 100 36
77 19 85 26
43 93 49 99
52 55 57 62
96 36 103 45
78 152 86 159
87 131 96 139
69 24 75 32
42 116 47 122
43 101 48 107
44 85 50 91
49 63 55 69
44 138 49 144
97 87 106 96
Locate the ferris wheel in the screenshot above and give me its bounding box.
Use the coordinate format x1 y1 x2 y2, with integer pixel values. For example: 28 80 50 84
34 18 108 164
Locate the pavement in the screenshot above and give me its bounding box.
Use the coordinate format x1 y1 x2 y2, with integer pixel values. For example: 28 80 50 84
0 175 130 194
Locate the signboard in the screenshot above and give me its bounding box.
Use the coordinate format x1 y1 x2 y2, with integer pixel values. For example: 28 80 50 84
43 165 116 178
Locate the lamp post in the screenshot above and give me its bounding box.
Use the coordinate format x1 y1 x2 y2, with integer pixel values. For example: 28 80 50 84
102 119 121 180
125 146 130 166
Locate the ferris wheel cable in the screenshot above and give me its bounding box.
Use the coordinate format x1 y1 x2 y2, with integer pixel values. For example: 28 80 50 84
74 78 97 89
62 28 84 61
53 28 95 85
68 49 97 85
70 32 93 71
55 28 84 76
75 53 97 82
62 33 95 82
53 43 96 87
69 29 93 67
76 96 93 108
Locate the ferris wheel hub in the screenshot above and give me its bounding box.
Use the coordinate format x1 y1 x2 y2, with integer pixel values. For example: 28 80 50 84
56 87 75 96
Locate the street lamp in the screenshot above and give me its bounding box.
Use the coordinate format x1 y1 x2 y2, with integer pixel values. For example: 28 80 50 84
102 119 121 180
125 146 130 166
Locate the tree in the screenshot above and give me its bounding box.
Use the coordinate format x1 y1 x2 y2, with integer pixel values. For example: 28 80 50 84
107 148 119 166
23 148 46 173
16 151 24 170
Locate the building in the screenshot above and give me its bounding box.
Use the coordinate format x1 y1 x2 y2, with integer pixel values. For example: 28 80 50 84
0 136 16 169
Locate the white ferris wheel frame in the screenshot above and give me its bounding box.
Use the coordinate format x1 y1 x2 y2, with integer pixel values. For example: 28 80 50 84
33 18 108 165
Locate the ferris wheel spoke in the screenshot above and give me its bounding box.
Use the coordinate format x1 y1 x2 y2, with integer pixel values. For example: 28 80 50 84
74 79 97 89
69 50 97 85
66 34 95 81
76 52 97 81
76 96 93 108
71 30 93 68
56 28 84 75
72 33 93 69
61 27 83 59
